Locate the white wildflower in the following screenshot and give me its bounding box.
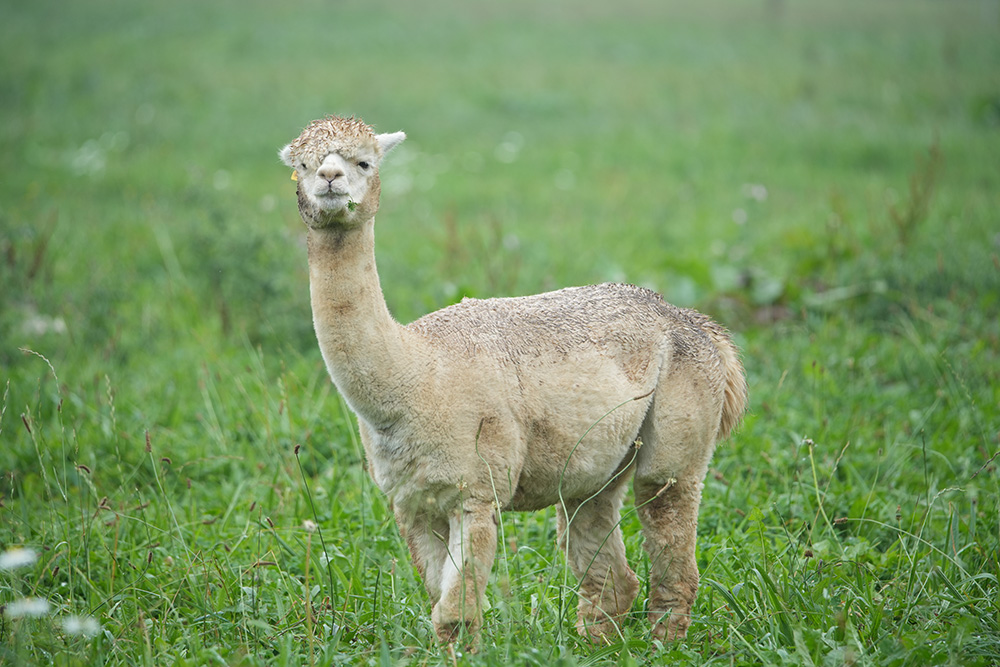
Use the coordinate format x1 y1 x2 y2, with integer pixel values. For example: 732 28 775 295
742 183 768 202
302 519 318 533
63 614 101 638
259 194 277 213
0 547 38 571
4 597 51 619
213 169 231 191
494 131 524 164
22 313 68 336
554 169 575 191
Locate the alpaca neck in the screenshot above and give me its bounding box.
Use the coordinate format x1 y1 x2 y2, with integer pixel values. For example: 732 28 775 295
306 222 417 428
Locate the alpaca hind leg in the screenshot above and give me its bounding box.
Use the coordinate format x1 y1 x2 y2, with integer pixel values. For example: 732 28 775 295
634 371 720 640
634 477 703 640
557 476 639 641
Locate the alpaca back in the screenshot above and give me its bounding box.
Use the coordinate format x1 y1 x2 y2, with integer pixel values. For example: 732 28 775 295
408 283 693 364
407 283 740 394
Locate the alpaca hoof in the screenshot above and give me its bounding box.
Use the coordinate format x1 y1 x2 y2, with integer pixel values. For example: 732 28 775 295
576 616 620 643
434 619 480 647
651 611 691 641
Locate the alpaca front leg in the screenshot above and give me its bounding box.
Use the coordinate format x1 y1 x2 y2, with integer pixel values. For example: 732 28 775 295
431 500 498 643
397 510 450 602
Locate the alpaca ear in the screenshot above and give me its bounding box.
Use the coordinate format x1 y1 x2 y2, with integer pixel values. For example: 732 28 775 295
278 143 296 168
377 132 406 158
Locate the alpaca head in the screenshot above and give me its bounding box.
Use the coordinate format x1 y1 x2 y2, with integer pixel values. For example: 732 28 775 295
280 116 405 229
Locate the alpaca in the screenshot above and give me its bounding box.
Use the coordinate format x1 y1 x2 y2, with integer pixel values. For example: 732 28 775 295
279 116 748 644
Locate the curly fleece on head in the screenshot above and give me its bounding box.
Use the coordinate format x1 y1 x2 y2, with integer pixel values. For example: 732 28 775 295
284 116 378 166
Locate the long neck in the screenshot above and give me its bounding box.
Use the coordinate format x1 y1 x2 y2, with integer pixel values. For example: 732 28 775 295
306 222 419 428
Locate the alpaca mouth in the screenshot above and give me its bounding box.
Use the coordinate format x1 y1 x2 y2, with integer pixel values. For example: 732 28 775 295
315 191 350 209
318 190 347 199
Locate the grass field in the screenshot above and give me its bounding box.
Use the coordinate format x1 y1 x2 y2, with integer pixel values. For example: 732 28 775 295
2 0 999 664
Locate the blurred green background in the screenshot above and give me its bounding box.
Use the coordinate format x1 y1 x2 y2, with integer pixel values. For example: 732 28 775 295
3 0 999 357
2 0 999 664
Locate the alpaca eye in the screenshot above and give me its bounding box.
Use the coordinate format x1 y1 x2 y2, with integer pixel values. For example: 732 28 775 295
300 162 306 169
358 161 370 170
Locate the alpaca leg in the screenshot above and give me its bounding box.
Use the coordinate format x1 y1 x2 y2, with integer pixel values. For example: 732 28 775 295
431 500 498 643
397 510 450 601
634 477 704 640
633 366 721 640
557 476 640 641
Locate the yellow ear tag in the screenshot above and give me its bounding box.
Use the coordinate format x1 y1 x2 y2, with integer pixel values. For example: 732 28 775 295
290 170 298 181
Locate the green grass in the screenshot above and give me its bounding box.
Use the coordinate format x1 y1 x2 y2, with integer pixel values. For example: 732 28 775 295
2 0 999 664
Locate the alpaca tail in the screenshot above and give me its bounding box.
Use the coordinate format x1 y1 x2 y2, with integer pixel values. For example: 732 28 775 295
706 324 748 441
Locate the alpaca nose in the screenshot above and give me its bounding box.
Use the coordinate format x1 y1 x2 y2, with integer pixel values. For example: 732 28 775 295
317 165 344 182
